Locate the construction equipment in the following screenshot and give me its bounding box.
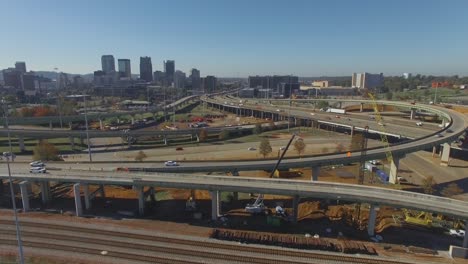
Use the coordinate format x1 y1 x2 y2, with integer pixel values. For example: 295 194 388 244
367 93 394 164
245 134 296 213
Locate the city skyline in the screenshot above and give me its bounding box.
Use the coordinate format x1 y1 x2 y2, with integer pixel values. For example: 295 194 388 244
1 0 468 77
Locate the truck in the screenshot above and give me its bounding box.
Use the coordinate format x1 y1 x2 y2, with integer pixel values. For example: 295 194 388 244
326 108 346 114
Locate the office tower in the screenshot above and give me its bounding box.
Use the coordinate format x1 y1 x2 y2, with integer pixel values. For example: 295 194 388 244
118 59 132 78
101 55 115 73
352 72 384 89
202 75 217 93
190 68 201 91
140 56 153 82
21 72 36 90
174 70 186 89
164 60 175 84
2 68 21 88
153 71 165 84
15 61 27 73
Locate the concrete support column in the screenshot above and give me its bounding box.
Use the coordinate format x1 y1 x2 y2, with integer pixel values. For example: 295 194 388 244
19 181 30 212
292 195 300 224
99 184 105 197
432 146 437 157
440 143 451 167
360 103 364 112
163 136 168 145
149 187 156 203
367 204 378 236
210 190 220 220
463 223 468 248
83 183 91 210
18 136 26 152
131 116 135 125
40 181 50 205
410 109 416 120
69 136 75 149
311 166 320 181
136 186 145 216
350 126 355 137
389 156 400 184
73 183 83 217
99 119 104 130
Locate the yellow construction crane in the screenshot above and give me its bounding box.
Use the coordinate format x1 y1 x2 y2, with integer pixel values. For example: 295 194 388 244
367 93 394 164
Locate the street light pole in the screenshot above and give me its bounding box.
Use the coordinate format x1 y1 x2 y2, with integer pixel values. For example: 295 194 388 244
1 100 25 264
83 94 92 162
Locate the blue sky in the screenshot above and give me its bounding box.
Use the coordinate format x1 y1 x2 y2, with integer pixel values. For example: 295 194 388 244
1 0 468 77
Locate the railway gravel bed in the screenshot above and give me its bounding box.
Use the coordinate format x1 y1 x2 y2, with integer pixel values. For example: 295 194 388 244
0 218 432 264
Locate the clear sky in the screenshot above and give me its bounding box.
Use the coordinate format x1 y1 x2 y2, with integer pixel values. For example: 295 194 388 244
1 0 468 77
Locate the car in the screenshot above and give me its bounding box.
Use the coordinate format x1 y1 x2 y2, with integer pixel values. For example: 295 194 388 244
436 133 444 138
449 229 465 238
175 147 184 151
164 161 179 166
416 122 423 126
335 115 340 118
30 167 46 174
446 129 453 133
310 113 315 116
279 146 286 150
378 122 385 126
370 160 380 165
30 161 45 167
397 176 408 183
248 147 256 151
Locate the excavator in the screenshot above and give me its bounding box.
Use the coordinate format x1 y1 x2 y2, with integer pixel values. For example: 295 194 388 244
245 134 297 214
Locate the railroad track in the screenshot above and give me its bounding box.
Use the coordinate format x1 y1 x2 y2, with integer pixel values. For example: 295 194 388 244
0 219 419 264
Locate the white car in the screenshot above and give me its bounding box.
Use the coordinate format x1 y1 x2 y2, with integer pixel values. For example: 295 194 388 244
416 122 423 126
164 161 179 166
449 229 465 238
279 146 286 150
30 161 45 167
30 167 47 174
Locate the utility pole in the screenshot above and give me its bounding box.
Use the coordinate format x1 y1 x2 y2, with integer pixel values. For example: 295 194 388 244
83 94 92 162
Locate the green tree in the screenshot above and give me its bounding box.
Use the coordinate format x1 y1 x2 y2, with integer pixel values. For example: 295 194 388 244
33 140 60 161
317 101 329 110
440 183 464 198
253 123 263 134
134 150 148 162
258 138 272 158
293 138 306 157
219 130 230 140
198 128 208 142
421 176 436 194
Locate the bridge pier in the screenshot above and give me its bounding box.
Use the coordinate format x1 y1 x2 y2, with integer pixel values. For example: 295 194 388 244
292 195 300 223
135 185 145 216
389 156 400 184
163 136 168 145
367 204 378 236
99 184 105 198
40 181 50 205
19 181 30 212
440 143 451 167
360 103 364 112
18 136 26 152
73 183 83 217
83 183 91 210
410 109 416 120
69 136 75 149
99 119 104 130
311 166 320 181
210 190 220 220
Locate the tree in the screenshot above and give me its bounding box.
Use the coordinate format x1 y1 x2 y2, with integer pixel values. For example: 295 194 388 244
134 150 147 162
33 140 59 161
198 128 208 142
253 123 262 134
335 143 345 153
317 101 329 110
219 130 230 140
258 138 272 158
293 138 306 157
440 183 464 198
421 176 436 194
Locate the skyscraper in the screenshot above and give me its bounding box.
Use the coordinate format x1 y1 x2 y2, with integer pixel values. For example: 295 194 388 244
101 55 115 73
140 57 153 82
352 72 384 89
15 61 27 73
164 60 175 85
202 75 217 93
118 59 131 78
190 68 201 92
174 70 186 89
2 68 21 88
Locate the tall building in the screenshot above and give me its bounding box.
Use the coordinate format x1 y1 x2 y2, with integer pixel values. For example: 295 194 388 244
403 73 412 79
352 72 384 89
164 60 175 84
190 68 201 92
2 68 21 88
153 70 165 84
15 61 27 73
101 55 115 73
139 56 153 82
202 75 217 93
248 75 298 92
174 70 186 89
118 59 131 78
21 72 36 91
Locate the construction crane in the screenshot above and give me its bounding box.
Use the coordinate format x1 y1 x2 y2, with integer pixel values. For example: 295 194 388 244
367 93 394 165
357 126 369 185
245 134 296 214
